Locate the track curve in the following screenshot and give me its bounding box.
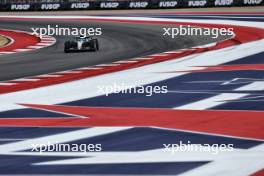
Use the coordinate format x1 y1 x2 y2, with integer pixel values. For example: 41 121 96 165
0 9 263 176
0 19 224 81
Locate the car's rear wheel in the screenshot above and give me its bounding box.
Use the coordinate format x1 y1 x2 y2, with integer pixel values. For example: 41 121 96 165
91 39 99 51
95 39 99 51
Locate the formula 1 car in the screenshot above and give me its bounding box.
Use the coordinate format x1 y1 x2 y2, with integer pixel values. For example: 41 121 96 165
64 36 99 53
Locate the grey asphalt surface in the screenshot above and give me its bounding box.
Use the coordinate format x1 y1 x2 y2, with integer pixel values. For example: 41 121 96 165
0 19 228 81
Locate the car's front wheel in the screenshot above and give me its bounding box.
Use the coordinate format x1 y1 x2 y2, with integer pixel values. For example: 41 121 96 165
64 41 71 53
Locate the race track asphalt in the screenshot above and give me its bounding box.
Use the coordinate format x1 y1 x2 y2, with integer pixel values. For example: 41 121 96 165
0 9 263 175
0 19 226 81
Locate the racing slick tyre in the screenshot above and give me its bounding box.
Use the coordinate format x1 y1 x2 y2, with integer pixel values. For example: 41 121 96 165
64 41 71 53
91 39 99 51
95 39 99 51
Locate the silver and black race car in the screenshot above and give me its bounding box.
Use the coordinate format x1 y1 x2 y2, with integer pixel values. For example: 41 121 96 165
64 36 99 53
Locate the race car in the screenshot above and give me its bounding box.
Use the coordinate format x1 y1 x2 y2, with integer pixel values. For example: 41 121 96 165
64 36 99 53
